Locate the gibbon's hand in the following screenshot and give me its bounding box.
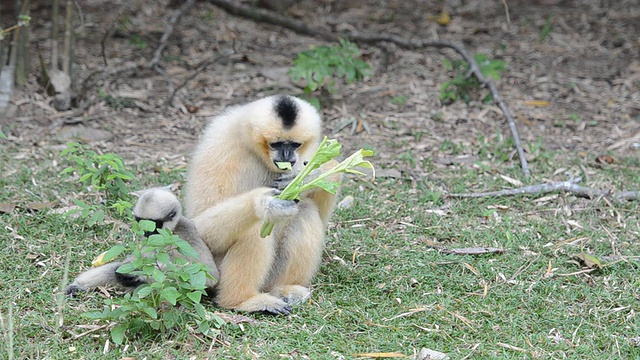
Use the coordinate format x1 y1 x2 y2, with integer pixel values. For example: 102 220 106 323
255 188 299 223
273 171 297 191
272 168 322 191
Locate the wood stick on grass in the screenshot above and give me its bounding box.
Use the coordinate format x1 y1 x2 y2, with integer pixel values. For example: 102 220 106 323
447 178 640 202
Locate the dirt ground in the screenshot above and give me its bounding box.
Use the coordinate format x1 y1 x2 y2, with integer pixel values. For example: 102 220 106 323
3 0 640 179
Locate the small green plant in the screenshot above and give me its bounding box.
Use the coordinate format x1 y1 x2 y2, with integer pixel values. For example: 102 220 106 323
389 96 407 106
0 14 31 40
289 39 371 108
0 128 6 139
83 220 223 344
539 16 553 41
399 149 416 168
60 142 135 224
440 53 506 104
128 34 147 49
97 88 135 110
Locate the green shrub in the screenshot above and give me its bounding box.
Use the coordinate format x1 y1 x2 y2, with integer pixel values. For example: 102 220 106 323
83 220 223 344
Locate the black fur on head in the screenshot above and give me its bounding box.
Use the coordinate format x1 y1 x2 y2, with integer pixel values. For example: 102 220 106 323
274 95 298 129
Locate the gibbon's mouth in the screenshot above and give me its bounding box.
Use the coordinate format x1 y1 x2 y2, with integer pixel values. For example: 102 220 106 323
273 160 295 171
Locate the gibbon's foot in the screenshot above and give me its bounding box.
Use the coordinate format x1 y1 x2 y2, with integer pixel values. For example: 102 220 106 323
233 293 293 316
64 284 83 296
270 285 311 306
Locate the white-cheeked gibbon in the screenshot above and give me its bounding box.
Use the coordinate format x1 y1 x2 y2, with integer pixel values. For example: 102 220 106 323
65 187 219 295
184 95 341 315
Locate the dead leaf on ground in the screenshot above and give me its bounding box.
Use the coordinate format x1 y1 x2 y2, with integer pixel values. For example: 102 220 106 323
337 195 355 209
522 100 550 107
572 252 603 269
499 174 523 186
0 203 16 213
214 312 258 325
442 247 505 255
26 202 57 211
213 312 258 325
595 155 615 164
416 348 450 360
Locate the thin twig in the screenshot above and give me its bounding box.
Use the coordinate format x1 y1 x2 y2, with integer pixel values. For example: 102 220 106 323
51 0 60 70
62 0 73 75
501 0 511 24
447 178 640 202
99 24 113 67
150 0 196 68
206 0 530 179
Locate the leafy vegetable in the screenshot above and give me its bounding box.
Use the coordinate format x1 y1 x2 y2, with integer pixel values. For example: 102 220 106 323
276 162 292 170
260 137 374 237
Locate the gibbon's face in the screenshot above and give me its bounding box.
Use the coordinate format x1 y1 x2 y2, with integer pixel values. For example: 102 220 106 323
247 96 322 173
268 140 302 168
133 189 181 236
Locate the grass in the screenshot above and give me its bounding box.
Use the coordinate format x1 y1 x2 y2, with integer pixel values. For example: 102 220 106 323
0 139 639 359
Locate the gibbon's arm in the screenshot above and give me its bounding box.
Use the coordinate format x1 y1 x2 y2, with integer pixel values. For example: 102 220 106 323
193 187 298 254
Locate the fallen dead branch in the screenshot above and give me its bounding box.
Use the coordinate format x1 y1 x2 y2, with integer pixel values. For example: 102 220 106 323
442 247 505 255
205 0 531 179
447 178 640 202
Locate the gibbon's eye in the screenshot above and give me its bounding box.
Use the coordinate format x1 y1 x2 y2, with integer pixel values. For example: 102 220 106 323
165 210 177 221
269 142 284 150
290 142 302 149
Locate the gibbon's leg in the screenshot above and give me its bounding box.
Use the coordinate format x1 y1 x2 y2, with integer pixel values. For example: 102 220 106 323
267 202 326 305
216 230 292 314
65 262 124 295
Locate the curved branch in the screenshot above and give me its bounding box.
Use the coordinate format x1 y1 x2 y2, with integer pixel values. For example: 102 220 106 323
206 0 530 178
447 178 640 202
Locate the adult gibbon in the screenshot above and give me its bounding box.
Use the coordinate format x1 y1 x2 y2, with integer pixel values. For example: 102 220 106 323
65 187 219 295
184 95 341 315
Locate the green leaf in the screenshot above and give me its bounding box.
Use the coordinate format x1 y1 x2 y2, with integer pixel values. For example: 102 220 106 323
101 245 125 263
79 173 92 182
573 252 603 269
136 285 152 298
147 234 166 247
156 252 171 266
183 263 202 275
110 324 128 345
175 239 199 259
60 166 76 175
161 287 179 305
82 309 108 320
116 262 136 274
190 271 207 288
138 219 157 233
187 291 202 303
143 306 158 319
151 268 167 283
